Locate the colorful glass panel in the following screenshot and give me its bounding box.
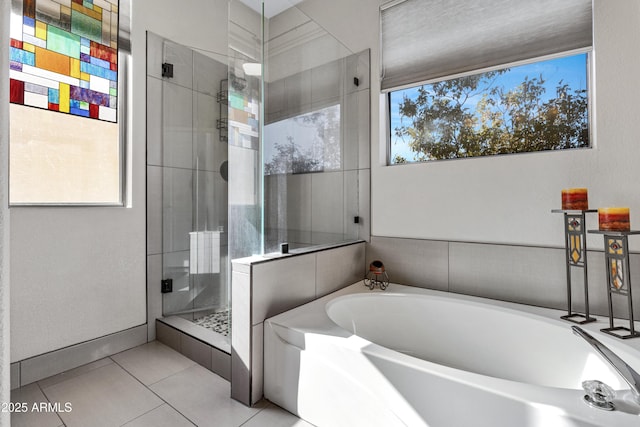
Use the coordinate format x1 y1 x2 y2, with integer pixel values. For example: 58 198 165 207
9 0 119 122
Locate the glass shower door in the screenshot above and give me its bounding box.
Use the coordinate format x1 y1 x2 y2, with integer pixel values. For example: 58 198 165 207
160 37 230 339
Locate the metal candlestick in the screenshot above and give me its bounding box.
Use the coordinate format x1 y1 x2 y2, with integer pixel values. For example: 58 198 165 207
588 230 640 339
552 209 597 324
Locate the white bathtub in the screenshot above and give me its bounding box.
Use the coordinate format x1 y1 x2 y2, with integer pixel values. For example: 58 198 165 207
263 283 640 427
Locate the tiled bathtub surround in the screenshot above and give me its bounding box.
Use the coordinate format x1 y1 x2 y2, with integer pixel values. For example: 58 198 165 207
366 236 640 320
231 241 366 405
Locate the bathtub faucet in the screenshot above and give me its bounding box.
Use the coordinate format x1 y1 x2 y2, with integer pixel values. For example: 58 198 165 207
572 326 640 405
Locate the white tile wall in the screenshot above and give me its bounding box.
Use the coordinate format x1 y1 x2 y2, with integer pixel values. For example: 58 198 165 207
147 254 163 342
356 89 371 170
316 243 366 297
343 170 359 240
343 91 360 171
161 251 191 315
285 70 312 115
251 323 264 405
358 169 371 242
366 236 449 291
146 166 162 255
311 172 344 235
162 82 193 169
251 254 317 324
146 32 164 80
146 77 162 167
193 51 222 97
193 92 218 172
449 242 566 308
162 169 192 253
266 79 285 123
346 49 370 94
311 58 343 104
366 237 640 322
286 174 312 234
162 40 193 90
231 242 366 406
262 50 370 251
194 170 218 231
230 270 251 403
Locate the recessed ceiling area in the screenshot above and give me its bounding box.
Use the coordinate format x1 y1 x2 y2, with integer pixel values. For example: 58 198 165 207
239 0 305 18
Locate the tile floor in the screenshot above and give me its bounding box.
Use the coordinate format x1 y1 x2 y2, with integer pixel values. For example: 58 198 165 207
10 341 313 427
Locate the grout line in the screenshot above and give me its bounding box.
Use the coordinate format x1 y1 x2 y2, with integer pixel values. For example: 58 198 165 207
237 401 270 426
36 382 67 427
117 402 166 427
109 346 194 388
109 352 198 426
447 240 451 292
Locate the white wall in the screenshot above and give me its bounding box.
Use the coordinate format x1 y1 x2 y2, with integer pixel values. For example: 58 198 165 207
8 0 638 364
1 0 11 418
10 0 229 362
300 0 640 251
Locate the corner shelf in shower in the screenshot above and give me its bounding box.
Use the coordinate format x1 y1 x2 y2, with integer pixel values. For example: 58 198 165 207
217 79 228 142
552 209 597 324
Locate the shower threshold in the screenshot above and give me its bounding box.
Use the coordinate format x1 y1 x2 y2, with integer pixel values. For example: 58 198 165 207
156 314 231 380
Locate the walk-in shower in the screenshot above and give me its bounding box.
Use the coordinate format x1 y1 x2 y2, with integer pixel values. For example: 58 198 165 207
147 0 368 367
149 33 231 341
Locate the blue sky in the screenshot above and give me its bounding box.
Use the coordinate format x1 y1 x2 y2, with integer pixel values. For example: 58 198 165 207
389 53 588 162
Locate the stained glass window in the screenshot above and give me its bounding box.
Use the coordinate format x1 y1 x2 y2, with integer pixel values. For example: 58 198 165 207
9 0 119 122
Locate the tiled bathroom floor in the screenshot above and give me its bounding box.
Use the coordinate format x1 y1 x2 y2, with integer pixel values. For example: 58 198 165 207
10 341 313 427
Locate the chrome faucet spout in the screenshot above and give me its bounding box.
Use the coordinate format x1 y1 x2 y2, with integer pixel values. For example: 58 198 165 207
572 326 640 403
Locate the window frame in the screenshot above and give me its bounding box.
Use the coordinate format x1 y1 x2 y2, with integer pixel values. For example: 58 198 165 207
385 48 594 166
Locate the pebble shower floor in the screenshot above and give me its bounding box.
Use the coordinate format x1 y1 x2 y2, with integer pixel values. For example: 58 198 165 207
193 310 230 336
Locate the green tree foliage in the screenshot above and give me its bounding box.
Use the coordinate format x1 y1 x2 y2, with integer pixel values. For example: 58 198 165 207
264 137 321 175
394 69 588 162
264 105 341 174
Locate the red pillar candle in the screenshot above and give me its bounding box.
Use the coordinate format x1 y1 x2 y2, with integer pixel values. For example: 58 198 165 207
561 188 588 210
598 208 630 231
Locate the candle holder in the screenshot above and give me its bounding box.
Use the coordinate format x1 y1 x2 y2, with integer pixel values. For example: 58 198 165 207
552 209 597 324
364 260 389 290
588 230 640 339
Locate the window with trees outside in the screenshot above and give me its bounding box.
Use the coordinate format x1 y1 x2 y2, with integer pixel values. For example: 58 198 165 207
264 104 341 175
389 53 589 164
